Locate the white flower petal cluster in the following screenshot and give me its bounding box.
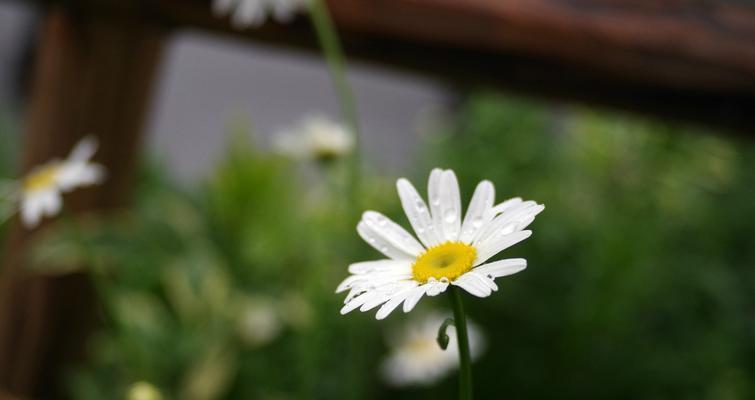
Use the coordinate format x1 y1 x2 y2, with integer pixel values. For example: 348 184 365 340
272 114 354 161
19 137 105 228
337 168 543 319
212 0 308 29
381 313 485 387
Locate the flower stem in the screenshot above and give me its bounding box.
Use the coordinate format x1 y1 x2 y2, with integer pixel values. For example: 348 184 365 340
308 3 366 398
450 286 473 400
308 0 362 214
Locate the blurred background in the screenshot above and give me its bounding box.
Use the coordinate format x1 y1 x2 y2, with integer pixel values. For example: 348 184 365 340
0 0 754 399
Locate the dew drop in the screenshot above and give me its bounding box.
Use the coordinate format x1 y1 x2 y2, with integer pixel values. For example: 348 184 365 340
443 209 457 223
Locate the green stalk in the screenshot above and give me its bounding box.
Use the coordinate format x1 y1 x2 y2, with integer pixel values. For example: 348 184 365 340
308 0 362 215
450 286 473 400
308 2 365 398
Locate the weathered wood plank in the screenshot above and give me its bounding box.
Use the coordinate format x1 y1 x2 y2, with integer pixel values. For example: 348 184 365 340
154 0 755 133
0 8 164 398
12 0 755 132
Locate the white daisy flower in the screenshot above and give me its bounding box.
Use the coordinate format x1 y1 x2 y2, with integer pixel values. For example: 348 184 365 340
212 0 308 29
272 114 354 162
18 136 105 228
336 168 543 320
381 313 485 387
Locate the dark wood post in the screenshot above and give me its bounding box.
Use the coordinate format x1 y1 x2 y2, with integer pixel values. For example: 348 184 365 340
0 7 164 398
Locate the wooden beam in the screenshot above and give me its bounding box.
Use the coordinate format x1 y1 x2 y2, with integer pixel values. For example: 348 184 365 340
0 8 164 398
144 0 755 134
16 0 755 132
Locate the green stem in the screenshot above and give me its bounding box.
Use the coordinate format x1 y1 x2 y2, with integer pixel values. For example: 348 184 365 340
450 286 473 400
308 3 365 398
308 0 362 215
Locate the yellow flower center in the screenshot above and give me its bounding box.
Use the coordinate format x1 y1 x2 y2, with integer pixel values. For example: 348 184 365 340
23 164 60 192
412 242 477 284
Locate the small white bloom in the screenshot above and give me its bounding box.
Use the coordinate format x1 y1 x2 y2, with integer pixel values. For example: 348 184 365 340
212 0 308 29
237 296 283 346
273 114 354 162
336 168 543 319
382 313 485 387
19 136 105 228
127 381 163 400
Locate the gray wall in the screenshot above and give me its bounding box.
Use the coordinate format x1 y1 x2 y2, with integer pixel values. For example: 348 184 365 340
0 2 451 180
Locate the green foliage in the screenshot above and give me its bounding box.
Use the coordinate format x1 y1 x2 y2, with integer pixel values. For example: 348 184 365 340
30 93 755 399
420 93 755 399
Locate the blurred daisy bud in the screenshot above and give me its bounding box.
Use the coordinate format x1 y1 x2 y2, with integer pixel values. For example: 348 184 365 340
381 313 485 387
127 381 163 400
237 296 283 347
273 114 354 163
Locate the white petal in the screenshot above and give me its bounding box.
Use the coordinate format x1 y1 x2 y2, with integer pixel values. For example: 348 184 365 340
361 211 424 256
430 170 461 242
376 283 419 320
79 164 106 185
341 291 382 314
452 273 492 297
396 178 443 247
360 294 392 312
348 260 408 275
472 258 527 279
402 285 429 313
425 280 449 296
473 201 543 246
475 230 532 266
68 136 98 162
42 190 62 217
20 195 42 228
336 267 412 294
358 221 414 260
470 270 498 291
459 180 495 243
57 163 105 192
491 197 524 216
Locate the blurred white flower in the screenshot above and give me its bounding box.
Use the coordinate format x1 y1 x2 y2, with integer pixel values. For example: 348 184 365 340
212 0 308 29
237 296 283 346
18 136 105 228
273 114 354 162
337 168 543 319
127 381 163 400
381 313 485 387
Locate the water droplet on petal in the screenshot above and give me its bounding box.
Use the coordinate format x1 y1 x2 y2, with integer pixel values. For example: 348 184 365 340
415 199 427 213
